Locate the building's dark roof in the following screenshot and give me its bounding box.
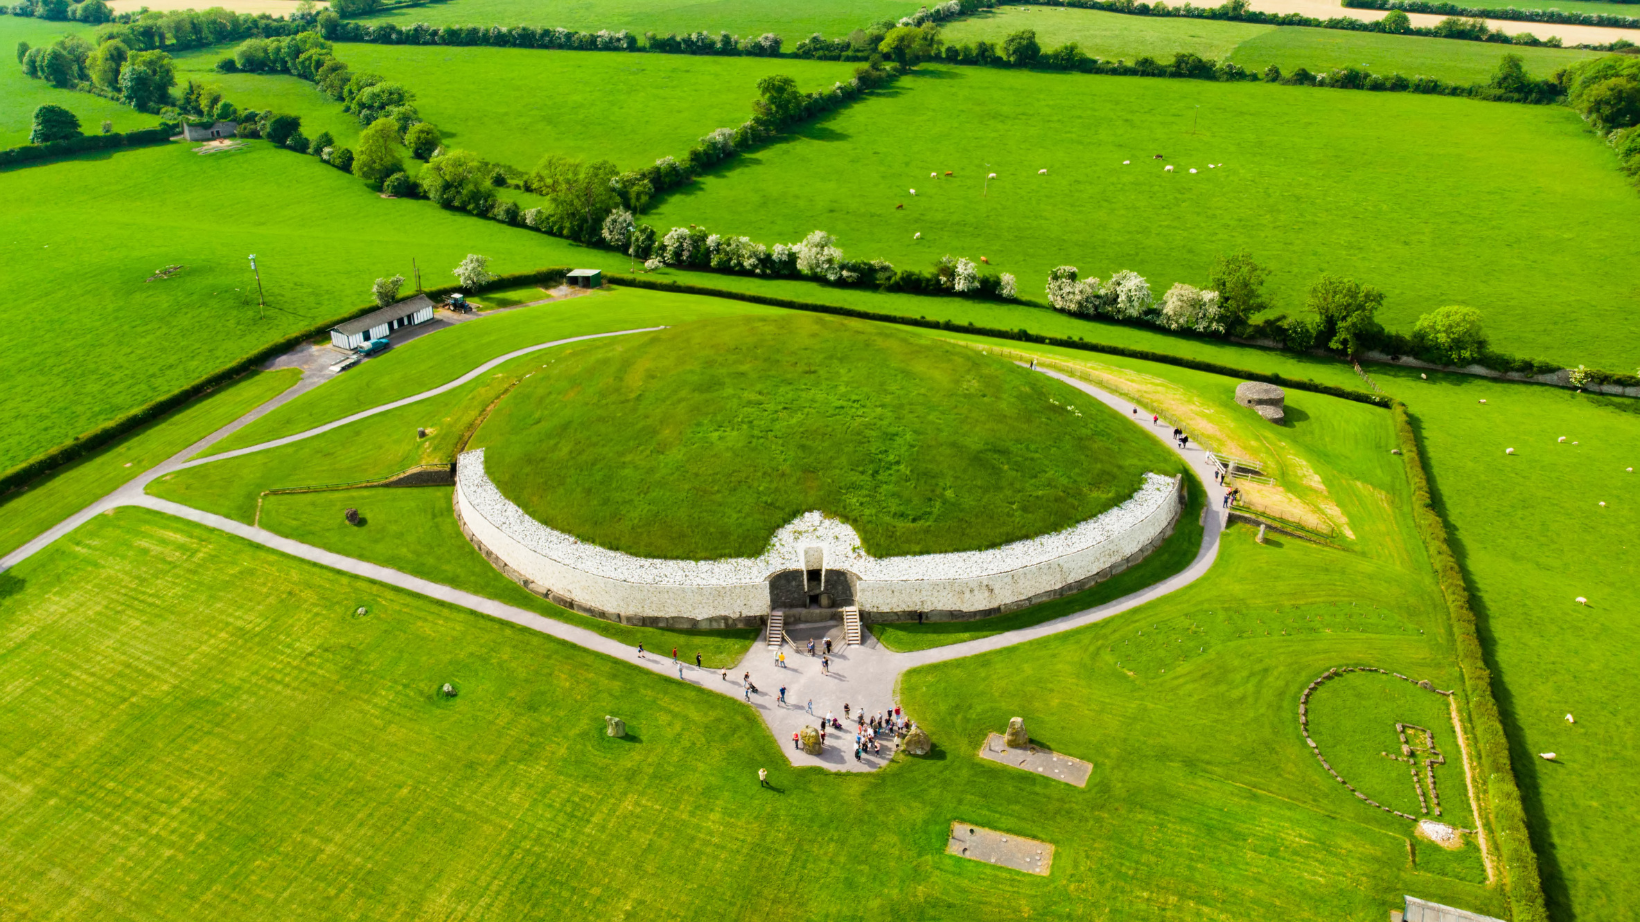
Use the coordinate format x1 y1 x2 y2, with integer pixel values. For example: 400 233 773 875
332 293 434 337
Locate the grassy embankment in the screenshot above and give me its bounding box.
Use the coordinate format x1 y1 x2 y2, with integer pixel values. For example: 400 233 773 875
647 63 1640 370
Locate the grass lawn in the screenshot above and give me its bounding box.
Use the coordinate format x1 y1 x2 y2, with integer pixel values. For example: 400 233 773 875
170 45 364 150
1457 0 1640 16
1373 364 1640 920
0 369 297 559
0 500 1505 919
258 485 757 663
0 139 636 478
0 18 157 149
647 65 1640 368
335 43 857 170
356 0 924 39
941 5 1603 82
471 313 1181 558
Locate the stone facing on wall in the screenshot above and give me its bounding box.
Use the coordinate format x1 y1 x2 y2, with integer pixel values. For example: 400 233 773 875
455 449 1183 628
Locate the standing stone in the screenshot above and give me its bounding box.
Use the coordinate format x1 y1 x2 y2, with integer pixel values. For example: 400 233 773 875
800 725 822 755
903 725 931 756
1256 523 1268 544
345 508 360 526
605 715 626 738
1005 717 1029 748
440 683 457 698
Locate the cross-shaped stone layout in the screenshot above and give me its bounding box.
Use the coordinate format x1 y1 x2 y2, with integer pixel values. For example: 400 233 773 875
1382 723 1446 817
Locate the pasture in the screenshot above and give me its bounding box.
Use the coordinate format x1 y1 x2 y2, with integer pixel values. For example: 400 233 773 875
1457 0 1640 16
647 64 1640 368
939 5 1603 83
1375 365 1640 919
356 0 923 39
0 18 156 149
0 140 632 477
172 45 364 149
333 43 856 169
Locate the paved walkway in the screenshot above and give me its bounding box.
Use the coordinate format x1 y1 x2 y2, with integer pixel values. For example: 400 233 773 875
1 340 1228 775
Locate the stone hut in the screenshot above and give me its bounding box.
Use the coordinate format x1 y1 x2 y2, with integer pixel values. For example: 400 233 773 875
1235 382 1285 424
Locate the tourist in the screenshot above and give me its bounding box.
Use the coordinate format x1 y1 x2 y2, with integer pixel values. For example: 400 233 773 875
743 671 751 687
806 698 814 715
744 685 751 702
779 685 787 705
843 703 850 718
820 726 827 746
677 662 683 679
825 638 833 655
1223 490 1232 509
1152 414 1158 425
826 710 834 726
637 643 645 659
779 652 787 668
695 652 702 667
807 638 815 656
671 647 677 662
821 656 829 676
792 731 800 750
759 768 769 787
1181 435 1190 449
721 669 727 682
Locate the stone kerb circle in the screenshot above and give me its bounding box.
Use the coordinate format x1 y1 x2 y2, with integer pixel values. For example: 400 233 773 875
1298 666 1474 833
454 449 1184 629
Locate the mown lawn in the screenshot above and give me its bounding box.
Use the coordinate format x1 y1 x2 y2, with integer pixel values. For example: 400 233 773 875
0 503 1504 920
356 0 924 39
0 18 157 149
1374 364 1640 920
647 65 1640 368
258 485 758 663
0 140 629 477
0 369 297 559
939 6 1602 84
334 43 857 170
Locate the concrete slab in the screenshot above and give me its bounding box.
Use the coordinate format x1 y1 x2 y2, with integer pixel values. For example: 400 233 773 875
946 822 1054 876
978 733 1092 787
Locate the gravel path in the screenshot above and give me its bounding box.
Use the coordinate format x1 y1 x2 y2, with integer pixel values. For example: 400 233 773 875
1 339 1226 775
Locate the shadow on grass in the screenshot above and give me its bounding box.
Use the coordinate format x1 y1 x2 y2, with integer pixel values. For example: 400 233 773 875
0 571 25 603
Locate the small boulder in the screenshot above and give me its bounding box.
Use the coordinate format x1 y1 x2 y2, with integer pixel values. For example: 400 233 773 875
345 508 360 526
903 725 931 756
1005 716 1029 748
800 725 822 755
605 715 626 738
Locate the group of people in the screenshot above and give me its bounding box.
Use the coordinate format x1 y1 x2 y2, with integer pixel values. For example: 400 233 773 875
795 704 913 762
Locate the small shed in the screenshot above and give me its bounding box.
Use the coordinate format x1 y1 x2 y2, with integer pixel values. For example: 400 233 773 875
182 121 239 141
1397 896 1506 922
566 269 603 289
330 293 435 351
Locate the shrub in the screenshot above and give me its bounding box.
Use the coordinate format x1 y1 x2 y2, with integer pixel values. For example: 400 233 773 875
1413 306 1488 366
263 114 301 146
308 130 334 155
29 104 80 144
283 129 310 153
404 121 440 160
381 171 412 197
371 274 404 307
329 146 354 171
453 253 496 289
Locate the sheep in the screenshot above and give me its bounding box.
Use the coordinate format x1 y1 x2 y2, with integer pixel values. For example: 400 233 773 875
1038 169 1047 175
1599 501 1606 507
1420 373 1428 379
1559 436 1567 443
1189 168 1198 174
1576 597 1587 605
1506 448 1515 455
1479 399 1487 403
909 189 916 195
1540 752 1557 761
930 172 936 178
1122 160 1130 165
1566 713 1576 723
1209 164 1217 169
1164 165 1175 173
988 172 997 179
914 232 921 239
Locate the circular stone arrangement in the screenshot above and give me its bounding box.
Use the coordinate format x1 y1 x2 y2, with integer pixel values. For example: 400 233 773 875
454 316 1189 628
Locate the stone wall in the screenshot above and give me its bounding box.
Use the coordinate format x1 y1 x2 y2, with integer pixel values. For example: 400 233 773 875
454 449 1183 629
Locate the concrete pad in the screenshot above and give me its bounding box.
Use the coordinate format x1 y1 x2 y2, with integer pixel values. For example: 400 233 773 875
946 822 1055 876
978 733 1092 787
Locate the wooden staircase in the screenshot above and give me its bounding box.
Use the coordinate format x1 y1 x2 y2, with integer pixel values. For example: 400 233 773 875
765 610 785 648
842 607 862 646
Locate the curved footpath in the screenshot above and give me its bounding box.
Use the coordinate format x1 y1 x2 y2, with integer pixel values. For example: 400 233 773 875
1 338 1225 774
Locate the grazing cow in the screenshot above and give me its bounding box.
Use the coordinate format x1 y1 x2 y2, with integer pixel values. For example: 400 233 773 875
944 171 953 176
1153 154 1164 159
896 203 904 210
980 256 989 264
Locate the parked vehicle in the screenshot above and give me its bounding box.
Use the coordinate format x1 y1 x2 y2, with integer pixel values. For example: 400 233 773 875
356 338 391 357
328 355 361 374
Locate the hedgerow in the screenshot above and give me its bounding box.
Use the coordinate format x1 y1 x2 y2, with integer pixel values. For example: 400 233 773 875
0 125 172 167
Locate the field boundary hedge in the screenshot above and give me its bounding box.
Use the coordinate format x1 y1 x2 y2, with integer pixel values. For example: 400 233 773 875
1392 401 1549 922
0 127 173 169
0 267 569 499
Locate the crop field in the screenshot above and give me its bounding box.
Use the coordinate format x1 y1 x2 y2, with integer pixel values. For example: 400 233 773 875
356 0 923 39
0 140 636 477
0 18 156 149
333 44 855 169
939 5 1603 83
1375 365 1640 919
648 64 1640 368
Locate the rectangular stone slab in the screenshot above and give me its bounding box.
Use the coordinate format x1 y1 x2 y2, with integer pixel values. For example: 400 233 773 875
978 733 1093 787
946 822 1054 876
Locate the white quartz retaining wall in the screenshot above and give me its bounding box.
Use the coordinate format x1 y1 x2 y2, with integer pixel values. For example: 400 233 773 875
455 448 1182 629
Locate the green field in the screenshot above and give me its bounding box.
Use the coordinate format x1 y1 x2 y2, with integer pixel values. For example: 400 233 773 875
0 140 634 477
0 369 296 559
0 18 158 149
471 314 1180 558
334 43 855 169
357 0 923 39
171 45 365 149
940 5 1603 83
1375 365 1640 919
0 434 1504 919
648 64 1640 368
258 485 758 662
1457 0 1640 17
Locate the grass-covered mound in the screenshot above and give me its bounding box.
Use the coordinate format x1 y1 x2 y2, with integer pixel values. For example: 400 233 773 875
470 314 1181 559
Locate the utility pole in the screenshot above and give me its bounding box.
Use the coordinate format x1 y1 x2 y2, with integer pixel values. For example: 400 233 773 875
248 253 264 319
1192 104 1200 134
412 257 421 292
